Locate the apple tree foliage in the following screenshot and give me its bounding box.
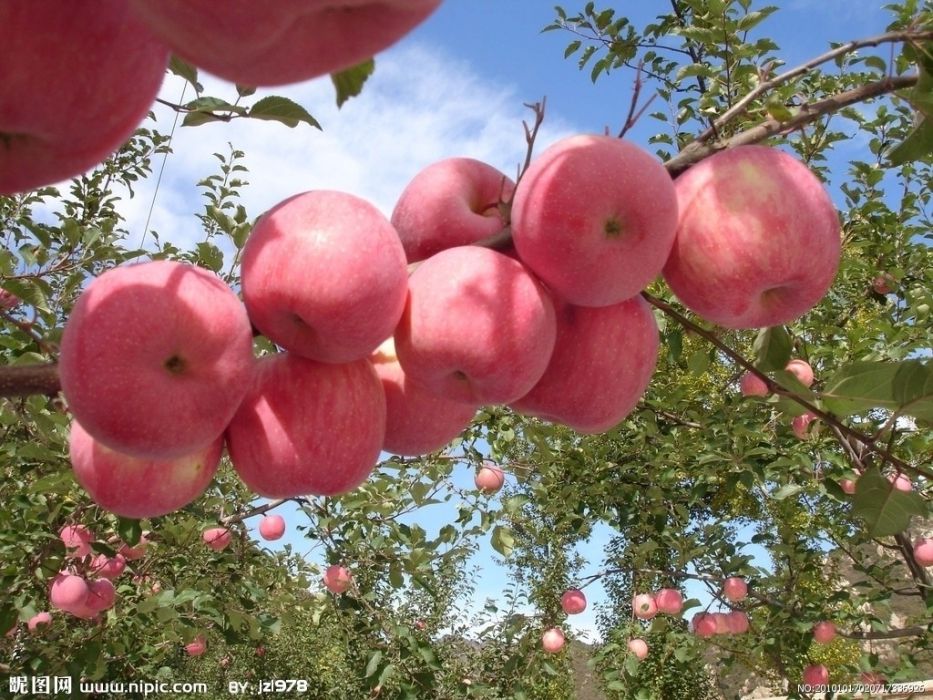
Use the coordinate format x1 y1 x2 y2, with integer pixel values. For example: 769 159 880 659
1 1 932 699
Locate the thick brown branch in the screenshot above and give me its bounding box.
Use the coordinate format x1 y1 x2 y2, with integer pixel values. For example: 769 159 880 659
667 74 918 175
221 498 300 526
697 29 933 143
0 363 60 397
840 625 928 640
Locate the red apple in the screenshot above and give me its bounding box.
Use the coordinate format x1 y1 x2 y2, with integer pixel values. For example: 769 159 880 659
226 352 385 498
185 634 207 657
203 527 232 552
0 1 169 194
712 612 731 635
323 565 352 595
725 611 749 634
813 620 836 644
391 158 514 263
872 273 895 295
395 246 556 404
510 296 658 433
27 612 52 633
792 412 817 440
89 554 126 580
0 289 20 311
541 627 565 654
663 146 840 329
692 613 717 638
722 577 748 602
371 339 477 456
840 479 857 495
49 573 89 611
70 421 222 518
511 134 678 307
889 473 912 492
255 645 266 657
474 463 505 494
560 589 587 615
119 534 149 561
59 525 93 558
739 372 769 397
59 260 254 460
633 593 658 620
802 664 829 687
785 359 814 388
913 538 933 567
128 0 440 87
84 579 116 613
627 638 648 659
259 515 286 541
654 588 684 615
241 191 408 363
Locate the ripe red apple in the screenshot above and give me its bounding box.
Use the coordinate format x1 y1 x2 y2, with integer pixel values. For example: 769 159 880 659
49 573 89 611
185 634 207 657
712 612 731 635
414 620 427 631
663 145 841 329
391 158 514 263
913 538 933 567
872 273 895 295
785 359 815 388
726 611 749 634
241 191 408 363
85 579 116 613
475 463 505 494
560 589 587 615
27 612 52 633
541 627 565 654
255 645 266 657
722 577 748 602
323 565 352 595
0 1 169 195
0 289 20 311
813 620 836 644
802 664 829 687
371 339 477 456
119 534 149 561
89 554 126 581
654 588 684 615
510 296 658 433
632 593 658 620
739 372 769 397
226 352 385 498
888 473 912 492
203 528 232 552
259 515 286 541
627 638 649 659
792 412 817 440
70 421 223 518
128 0 440 87
511 134 678 307
395 246 556 404
59 525 93 558
59 260 254 460
692 612 717 638
840 479 857 495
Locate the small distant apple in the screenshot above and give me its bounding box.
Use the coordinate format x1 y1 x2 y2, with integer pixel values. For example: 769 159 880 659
90 554 126 580
739 372 769 397
560 589 587 615
726 611 749 634
203 527 232 552
475 463 505 494
27 612 52 633
541 627 565 654
692 612 717 638
259 514 286 541
785 359 814 388
323 565 352 595
59 524 93 558
813 620 836 644
119 534 149 561
913 538 933 567
632 593 658 620
255 645 266 657
414 620 427 631
802 664 829 687
888 473 912 492
185 634 207 657
627 638 649 659
654 588 684 615
722 577 748 602
872 273 895 295
792 413 817 440
0 289 20 310
840 479 857 495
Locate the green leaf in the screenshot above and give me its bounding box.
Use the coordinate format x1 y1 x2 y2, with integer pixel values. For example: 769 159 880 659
117 518 143 547
752 326 791 372
564 40 582 58
687 349 710 375
891 360 933 421
773 484 803 500
888 117 933 165
491 525 515 557
168 56 201 91
853 468 927 537
365 650 382 678
821 361 899 416
331 59 375 108
248 96 321 129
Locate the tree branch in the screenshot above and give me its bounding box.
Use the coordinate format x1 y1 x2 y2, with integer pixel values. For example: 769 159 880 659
840 625 928 640
0 363 60 397
696 29 933 143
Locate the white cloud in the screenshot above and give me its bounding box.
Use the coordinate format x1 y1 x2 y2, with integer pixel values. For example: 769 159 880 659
125 41 575 252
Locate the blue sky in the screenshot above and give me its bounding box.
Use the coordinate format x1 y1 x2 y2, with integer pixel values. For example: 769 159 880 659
106 1 897 642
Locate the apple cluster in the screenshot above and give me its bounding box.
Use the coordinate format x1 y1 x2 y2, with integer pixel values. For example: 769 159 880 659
0 1 441 195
